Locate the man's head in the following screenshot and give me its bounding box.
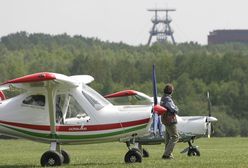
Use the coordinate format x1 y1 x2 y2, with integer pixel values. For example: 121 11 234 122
164 83 174 95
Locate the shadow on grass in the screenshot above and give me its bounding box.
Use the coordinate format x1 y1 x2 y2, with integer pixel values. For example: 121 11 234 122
69 162 126 167
0 165 39 168
0 162 127 168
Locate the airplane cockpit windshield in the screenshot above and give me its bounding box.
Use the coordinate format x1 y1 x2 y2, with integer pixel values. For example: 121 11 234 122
82 85 110 110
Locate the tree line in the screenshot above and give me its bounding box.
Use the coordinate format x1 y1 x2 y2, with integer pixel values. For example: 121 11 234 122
1 31 248 136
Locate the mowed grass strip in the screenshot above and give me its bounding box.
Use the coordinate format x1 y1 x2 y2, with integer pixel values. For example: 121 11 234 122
0 137 248 168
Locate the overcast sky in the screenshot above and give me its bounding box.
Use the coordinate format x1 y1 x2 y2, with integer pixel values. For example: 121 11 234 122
0 0 248 45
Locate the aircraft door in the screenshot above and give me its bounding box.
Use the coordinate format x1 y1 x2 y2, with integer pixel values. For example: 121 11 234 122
56 94 90 126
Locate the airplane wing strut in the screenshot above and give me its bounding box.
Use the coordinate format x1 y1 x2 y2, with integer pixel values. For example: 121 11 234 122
46 81 57 139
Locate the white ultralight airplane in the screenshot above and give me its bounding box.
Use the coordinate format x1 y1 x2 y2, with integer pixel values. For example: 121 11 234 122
105 65 217 157
105 89 218 157
0 72 162 166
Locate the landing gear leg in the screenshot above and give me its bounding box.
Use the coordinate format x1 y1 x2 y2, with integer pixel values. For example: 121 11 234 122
124 137 143 163
181 138 200 157
40 142 70 167
124 136 150 163
187 141 200 156
134 142 149 158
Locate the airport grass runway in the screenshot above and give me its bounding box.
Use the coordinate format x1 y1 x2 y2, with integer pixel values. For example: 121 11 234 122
0 137 248 168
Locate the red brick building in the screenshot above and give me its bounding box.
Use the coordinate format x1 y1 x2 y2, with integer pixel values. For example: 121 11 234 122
208 29 248 44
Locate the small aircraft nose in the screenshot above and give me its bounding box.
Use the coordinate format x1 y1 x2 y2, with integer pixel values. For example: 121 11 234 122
206 116 218 122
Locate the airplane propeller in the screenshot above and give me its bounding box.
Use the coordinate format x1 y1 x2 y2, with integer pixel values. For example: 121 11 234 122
206 91 217 138
152 64 158 106
207 91 211 138
152 64 167 115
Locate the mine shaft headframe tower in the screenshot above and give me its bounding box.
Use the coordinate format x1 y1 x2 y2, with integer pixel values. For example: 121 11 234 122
147 8 176 46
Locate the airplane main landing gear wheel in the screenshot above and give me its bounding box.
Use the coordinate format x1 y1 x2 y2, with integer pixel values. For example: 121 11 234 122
142 148 149 158
187 147 200 156
61 150 70 164
40 150 63 167
124 149 142 163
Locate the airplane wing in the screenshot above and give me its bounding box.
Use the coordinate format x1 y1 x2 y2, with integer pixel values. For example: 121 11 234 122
104 90 153 101
70 75 94 85
104 90 139 98
105 90 161 103
104 90 154 106
0 72 94 91
105 90 166 115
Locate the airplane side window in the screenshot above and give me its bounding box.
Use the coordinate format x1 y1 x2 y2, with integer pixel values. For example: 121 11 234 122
22 95 45 106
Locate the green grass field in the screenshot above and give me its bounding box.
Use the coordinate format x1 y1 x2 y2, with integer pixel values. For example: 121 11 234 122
0 137 248 168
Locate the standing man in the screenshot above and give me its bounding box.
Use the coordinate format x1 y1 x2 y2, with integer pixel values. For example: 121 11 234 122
160 83 179 159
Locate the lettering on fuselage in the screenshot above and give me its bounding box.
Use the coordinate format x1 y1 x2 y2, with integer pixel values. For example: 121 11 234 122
68 126 87 131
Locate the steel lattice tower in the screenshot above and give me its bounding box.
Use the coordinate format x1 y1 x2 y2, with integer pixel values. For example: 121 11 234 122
147 8 176 46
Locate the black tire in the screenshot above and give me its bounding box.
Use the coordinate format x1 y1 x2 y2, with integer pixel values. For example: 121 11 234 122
124 149 142 163
131 148 142 154
40 151 63 167
142 148 149 158
187 147 200 156
61 150 70 164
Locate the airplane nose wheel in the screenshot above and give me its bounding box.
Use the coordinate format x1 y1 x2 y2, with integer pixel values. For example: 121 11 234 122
181 140 201 157
187 140 200 157
187 147 200 156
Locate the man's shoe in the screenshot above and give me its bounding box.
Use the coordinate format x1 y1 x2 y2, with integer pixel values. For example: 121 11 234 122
162 155 174 159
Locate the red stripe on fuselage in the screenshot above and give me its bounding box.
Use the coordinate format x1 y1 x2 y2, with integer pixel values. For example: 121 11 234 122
0 118 150 132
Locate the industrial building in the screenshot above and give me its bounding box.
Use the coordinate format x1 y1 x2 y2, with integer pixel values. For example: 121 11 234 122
208 30 248 44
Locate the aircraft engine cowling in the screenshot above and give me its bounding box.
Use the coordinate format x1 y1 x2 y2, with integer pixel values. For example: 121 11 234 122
0 91 6 100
